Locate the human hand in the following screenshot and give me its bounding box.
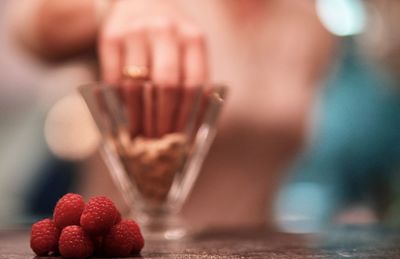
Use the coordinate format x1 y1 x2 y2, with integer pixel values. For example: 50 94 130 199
98 1 208 138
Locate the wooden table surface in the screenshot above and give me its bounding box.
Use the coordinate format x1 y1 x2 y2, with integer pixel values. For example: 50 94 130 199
2 226 400 258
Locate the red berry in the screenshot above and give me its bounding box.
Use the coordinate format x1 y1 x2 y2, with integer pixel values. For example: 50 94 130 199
59 225 93 259
125 220 144 254
103 219 144 257
53 193 85 229
80 196 118 235
30 218 60 256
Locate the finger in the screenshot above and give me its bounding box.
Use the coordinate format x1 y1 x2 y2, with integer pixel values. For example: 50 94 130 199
99 27 123 85
124 22 150 76
120 79 143 137
143 82 155 138
121 23 149 137
149 18 181 137
176 25 207 132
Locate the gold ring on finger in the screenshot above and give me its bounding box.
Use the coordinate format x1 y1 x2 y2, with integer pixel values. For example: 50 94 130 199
122 66 149 80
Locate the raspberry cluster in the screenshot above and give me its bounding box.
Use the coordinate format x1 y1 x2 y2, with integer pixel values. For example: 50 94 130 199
30 193 144 258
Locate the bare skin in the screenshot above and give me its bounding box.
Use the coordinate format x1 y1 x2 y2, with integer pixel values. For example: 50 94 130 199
10 0 98 59
13 0 334 227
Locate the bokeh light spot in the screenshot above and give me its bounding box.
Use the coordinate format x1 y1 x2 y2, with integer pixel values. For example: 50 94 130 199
316 0 366 36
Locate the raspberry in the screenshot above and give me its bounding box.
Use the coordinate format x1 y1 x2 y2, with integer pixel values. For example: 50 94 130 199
53 193 85 229
59 225 94 259
80 196 118 235
102 219 144 257
30 218 60 256
124 219 144 254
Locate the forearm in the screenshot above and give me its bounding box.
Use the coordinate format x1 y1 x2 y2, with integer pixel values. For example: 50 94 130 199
11 0 101 60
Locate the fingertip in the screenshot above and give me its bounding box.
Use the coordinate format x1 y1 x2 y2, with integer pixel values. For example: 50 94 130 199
155 85 181 137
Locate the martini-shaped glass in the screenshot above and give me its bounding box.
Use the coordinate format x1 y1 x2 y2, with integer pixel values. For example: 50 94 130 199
79 82 225 240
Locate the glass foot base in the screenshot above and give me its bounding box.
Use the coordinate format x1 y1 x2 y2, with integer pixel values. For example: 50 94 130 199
141 225 188 241
129 211 190 241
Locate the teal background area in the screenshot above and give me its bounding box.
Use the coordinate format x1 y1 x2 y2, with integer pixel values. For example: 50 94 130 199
276 39 400 231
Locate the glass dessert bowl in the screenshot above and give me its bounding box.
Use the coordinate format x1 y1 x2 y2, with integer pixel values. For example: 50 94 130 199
79 82 225 240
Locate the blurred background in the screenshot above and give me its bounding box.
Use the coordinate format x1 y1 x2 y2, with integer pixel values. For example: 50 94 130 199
1 0 400 232
275 0 400 232
0 0 98 228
